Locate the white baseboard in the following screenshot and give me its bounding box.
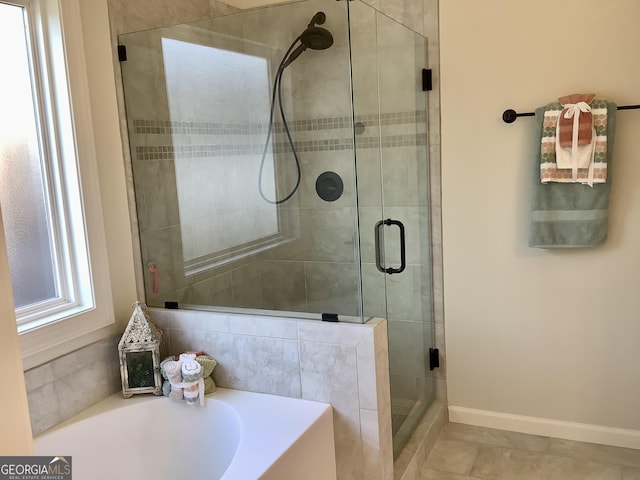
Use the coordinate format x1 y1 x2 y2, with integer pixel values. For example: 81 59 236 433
448 405 640 450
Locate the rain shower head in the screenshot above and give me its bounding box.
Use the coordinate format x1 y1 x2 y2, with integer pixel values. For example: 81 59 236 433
280 12 333 70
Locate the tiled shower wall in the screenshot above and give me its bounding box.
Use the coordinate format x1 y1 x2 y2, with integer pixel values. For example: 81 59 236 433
129 114 428 310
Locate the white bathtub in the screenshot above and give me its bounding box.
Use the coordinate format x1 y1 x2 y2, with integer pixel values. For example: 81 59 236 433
34 388 336 480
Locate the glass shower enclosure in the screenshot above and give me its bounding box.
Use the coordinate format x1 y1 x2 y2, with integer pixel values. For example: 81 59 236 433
119 0 434 457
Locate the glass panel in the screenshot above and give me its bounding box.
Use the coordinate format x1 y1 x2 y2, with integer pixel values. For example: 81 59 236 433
377 12 434 458
126 351 155 388
349 0 387 323
350 1 435 458
120 0 364 322
0 3 57 309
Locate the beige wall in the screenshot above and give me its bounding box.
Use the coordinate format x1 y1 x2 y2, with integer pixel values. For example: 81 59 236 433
440 0 640 438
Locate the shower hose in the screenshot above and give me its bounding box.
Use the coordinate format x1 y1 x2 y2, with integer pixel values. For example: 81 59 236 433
258 37 305 205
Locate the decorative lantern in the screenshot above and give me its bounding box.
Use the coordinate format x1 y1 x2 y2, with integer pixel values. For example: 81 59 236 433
118 301 163 397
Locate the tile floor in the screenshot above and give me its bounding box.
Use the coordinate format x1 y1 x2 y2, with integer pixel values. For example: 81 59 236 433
422 423 640 480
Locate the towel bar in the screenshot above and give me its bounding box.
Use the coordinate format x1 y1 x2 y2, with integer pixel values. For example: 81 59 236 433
502 104 640 124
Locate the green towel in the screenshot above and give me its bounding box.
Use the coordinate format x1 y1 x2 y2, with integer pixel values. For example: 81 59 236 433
529 102 617 248
196 355 217 394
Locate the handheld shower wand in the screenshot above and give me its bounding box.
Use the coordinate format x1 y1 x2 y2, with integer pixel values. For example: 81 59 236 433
258 13 334 204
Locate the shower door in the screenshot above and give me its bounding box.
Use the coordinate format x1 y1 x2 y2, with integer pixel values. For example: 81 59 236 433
349 2 435 457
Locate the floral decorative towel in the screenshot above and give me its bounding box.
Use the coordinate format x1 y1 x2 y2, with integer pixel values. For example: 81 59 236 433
540 99 609 185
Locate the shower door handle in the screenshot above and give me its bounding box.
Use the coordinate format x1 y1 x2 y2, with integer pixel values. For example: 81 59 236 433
385 219 406 274
374 219 406 275
374 220 385 273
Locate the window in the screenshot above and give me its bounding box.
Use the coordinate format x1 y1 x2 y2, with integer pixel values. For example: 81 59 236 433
136 31 298 276
0 0 114 368
161 37 283 274
0 2 57 311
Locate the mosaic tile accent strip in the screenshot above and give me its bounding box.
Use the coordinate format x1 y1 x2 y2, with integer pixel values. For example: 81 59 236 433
135 133 427 160
132 110 427 135
133 119 264 135
356 134 428 149
365 110 427 126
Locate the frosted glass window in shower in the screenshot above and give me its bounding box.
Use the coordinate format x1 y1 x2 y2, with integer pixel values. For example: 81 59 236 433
161 37 280 272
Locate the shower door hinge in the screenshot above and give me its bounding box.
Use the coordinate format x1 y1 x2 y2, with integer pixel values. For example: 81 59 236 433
429 347 440 371
422 68 433 92
118 45 127 62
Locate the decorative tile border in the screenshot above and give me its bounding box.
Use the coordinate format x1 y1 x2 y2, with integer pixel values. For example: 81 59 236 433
356 134 428 149
133 119 264 135
132 110 427 135
135 133 427 160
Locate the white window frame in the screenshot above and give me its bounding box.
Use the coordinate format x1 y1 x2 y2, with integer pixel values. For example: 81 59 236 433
2 0 115 369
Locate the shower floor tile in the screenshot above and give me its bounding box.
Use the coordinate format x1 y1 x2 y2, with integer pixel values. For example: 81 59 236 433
421 423 640 480
392 398 417 436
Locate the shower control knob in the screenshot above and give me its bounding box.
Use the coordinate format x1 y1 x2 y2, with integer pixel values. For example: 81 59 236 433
316 171 344 202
